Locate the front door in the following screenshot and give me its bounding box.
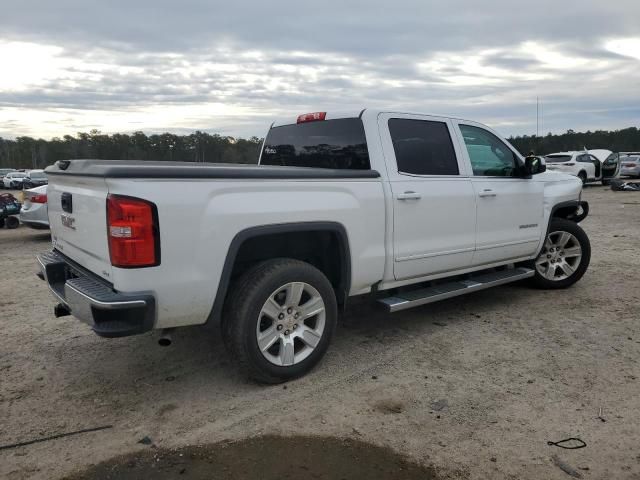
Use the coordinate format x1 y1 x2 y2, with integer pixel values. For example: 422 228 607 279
453 121 544 266
602 152 621 180
378 113 477 281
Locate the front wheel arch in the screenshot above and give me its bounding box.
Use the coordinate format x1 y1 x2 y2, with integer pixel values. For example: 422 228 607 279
528 218 591 289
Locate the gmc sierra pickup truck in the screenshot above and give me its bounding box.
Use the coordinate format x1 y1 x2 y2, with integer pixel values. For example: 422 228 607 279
38 109 590 383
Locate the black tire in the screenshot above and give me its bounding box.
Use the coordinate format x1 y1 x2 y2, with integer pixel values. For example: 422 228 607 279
578 171 587 184
5 216 19 229
0 217 5 228
528 218 590 289
602 179 610 186
222 258 338 383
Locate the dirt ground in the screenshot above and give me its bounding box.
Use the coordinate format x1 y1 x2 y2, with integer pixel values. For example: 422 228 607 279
1 185 639 480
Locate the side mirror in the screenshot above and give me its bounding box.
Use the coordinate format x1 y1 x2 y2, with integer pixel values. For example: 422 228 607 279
524 156 546 176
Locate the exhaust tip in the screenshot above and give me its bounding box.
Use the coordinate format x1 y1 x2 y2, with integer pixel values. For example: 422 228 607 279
158 329 174 347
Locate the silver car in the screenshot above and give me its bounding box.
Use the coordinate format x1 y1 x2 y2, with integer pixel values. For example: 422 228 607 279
620 155 640 178
20 185 49 229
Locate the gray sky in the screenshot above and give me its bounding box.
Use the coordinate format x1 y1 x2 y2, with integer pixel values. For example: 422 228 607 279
1 0 639 139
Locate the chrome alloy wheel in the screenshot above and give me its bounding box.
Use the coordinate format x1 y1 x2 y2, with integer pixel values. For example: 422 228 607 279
256 282 326 366
536 230 583 281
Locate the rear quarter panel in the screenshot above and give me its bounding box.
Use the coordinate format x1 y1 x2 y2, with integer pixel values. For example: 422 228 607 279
106 177 386 328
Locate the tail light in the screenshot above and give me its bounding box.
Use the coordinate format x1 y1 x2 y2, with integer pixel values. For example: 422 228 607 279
30 194 47 203
297 112 326 124
106 195 160 268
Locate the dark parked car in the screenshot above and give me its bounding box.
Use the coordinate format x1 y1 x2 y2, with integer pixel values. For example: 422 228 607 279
22 169 48 189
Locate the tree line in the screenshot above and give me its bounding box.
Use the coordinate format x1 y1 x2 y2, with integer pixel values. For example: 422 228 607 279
0 130 262 169
1 126 639 169
508 127 640 156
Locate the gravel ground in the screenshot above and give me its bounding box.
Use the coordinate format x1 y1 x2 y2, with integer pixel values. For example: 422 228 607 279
1 185 639 479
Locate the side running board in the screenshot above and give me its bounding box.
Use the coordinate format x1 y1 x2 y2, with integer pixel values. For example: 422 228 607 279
378 267 535 313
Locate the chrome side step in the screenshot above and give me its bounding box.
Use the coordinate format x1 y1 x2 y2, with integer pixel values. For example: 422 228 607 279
378 267 535 313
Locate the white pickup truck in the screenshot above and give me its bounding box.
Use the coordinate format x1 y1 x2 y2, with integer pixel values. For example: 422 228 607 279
38 109 591 382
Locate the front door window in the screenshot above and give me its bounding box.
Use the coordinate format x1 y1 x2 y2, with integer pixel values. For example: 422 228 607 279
459 124 520 177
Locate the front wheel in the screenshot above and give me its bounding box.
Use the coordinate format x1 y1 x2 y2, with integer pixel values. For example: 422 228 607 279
529 218 590 289
222 259 338 383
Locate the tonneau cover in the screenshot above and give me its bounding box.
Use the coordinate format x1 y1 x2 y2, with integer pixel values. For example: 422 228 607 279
45 160 381 179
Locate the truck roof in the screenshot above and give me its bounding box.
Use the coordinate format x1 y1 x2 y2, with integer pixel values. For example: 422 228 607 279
271 108 476 128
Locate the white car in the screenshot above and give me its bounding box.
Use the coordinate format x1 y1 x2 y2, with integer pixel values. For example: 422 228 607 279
0 168 17 186
545 151 620 184
38 109 590 382
3 171 27 189
20 185 49 229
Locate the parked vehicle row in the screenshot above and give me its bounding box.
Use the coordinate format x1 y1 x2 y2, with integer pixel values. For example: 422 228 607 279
1 169 48 189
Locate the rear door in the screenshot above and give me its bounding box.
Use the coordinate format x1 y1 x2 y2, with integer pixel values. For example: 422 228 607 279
452 121 544 266
576 154 596 179
378 113 477 280
47 174 113 281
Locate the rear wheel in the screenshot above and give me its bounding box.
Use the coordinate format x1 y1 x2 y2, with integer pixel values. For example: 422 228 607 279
529 218 590 289
222 259 337 383
578 171 587 184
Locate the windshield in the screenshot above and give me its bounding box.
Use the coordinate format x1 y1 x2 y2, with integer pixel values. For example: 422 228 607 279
29 172 46 178
261 118 370 170
11 173 26 178
545 155 573 163
0 169 15 175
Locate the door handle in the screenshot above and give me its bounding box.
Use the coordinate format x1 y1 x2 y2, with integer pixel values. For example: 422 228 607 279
478 189 497 198
397 191 422 200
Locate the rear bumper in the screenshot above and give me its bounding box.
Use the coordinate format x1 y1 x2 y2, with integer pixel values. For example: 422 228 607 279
37 250 155 337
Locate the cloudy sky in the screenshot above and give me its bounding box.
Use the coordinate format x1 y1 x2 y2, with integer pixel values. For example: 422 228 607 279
1 0 639 139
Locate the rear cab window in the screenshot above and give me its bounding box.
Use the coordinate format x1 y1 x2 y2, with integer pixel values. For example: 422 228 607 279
260 118 370 170
388 119 459 175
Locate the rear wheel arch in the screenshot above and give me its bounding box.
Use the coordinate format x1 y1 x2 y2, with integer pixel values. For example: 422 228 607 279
207 222 351 326
577 170 587 183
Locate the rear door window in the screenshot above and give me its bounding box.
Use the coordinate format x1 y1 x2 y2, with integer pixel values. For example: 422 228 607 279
388 119 459 175
261 118 370 169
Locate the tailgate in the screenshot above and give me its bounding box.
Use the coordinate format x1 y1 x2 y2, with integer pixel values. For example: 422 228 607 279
47 175 113 282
